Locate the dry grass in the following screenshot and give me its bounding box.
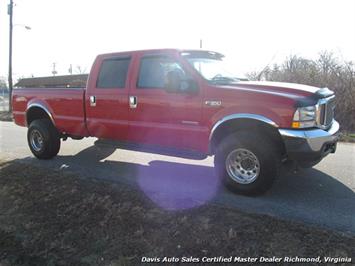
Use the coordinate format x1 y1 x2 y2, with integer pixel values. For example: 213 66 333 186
339 132 355 143
0 111 12 122
0 160 354 265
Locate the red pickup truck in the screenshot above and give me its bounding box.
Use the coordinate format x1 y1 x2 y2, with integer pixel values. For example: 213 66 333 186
12 49 339 195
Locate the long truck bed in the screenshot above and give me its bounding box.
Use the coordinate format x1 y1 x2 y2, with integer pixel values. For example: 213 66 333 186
12 87 89 137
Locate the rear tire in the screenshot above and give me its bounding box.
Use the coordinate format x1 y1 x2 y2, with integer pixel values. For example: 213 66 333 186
27 119 61 159
214 131 279 195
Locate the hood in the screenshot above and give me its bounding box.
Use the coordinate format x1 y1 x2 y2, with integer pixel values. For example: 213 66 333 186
223 81 334 100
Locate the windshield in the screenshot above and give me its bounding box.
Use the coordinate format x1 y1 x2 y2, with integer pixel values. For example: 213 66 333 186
182 51 247 84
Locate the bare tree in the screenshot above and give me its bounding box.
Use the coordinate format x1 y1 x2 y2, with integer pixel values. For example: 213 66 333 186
247 52 355 131
75 66 87 74
0 77 8 88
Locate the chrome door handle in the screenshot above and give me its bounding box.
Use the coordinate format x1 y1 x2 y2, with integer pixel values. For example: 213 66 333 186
90 96 96 107
129 96 137 108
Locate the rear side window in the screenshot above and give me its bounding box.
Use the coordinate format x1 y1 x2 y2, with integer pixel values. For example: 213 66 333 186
97 58 130 88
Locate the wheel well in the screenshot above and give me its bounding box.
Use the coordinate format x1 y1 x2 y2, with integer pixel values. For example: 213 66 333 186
210 118 286 156
26 107 53 126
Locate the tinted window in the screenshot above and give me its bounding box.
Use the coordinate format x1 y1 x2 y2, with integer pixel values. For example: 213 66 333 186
97 58 130 88
137 56 185 88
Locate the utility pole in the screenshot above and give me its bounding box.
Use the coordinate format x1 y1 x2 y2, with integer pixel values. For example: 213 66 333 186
200 39 203 49
8 0 13 113
52 63 57 76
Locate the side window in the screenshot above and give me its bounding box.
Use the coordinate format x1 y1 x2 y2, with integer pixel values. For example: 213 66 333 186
137 56 186 89
97 58 130 88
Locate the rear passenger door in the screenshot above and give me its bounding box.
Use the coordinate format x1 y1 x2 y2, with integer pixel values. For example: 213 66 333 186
86 55 132 140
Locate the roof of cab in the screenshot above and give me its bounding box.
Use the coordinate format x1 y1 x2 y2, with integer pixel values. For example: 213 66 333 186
97 48 222 58
97 48 180 58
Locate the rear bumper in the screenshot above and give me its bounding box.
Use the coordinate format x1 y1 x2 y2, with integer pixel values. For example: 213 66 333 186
278 120 339 164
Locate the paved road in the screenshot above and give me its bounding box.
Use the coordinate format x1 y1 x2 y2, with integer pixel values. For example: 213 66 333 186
1 121 354 234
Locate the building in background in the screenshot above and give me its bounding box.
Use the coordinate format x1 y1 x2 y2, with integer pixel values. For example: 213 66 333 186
15 74 88 88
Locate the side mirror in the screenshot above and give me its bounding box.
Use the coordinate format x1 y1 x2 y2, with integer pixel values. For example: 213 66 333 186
165 70 198 94
180 79 198 94
165 70 181 92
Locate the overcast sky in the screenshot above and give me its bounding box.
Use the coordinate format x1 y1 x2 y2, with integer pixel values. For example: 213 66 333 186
1 0 355 81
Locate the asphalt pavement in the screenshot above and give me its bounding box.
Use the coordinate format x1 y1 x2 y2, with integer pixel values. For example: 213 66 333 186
1 121 354 234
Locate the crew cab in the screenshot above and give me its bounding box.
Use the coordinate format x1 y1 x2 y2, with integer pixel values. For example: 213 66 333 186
12 49 339 195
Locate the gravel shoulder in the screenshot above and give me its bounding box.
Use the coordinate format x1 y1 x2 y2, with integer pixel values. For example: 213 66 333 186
0 160 354 265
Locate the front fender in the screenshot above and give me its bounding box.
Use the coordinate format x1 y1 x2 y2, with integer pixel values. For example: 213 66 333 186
209 113 279 142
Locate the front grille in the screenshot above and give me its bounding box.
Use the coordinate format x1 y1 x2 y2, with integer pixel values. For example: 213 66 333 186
319 96 335 128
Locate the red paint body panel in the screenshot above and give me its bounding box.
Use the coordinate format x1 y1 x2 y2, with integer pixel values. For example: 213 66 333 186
84 52 132 140
13 88 88 136
126 51 206 151
12 49 316 155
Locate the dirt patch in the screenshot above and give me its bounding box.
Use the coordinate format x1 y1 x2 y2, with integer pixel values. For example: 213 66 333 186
0 160 354 266
0 111 12 122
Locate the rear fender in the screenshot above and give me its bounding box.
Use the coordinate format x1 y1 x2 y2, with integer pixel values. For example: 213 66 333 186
26 101 55 127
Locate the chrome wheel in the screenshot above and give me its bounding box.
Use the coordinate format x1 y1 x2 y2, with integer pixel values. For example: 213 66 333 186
30 129 44 152
225 148 260 184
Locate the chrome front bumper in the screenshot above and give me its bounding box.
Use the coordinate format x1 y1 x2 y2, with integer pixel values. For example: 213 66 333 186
278 120 339 163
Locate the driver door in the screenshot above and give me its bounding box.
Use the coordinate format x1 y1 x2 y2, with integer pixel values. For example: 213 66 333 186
127 52 205 151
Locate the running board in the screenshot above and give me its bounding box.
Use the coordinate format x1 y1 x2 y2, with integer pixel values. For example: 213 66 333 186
94 139 207 160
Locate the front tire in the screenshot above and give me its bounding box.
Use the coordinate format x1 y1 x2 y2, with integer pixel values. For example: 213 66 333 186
27 119 61 159
214 132 279 195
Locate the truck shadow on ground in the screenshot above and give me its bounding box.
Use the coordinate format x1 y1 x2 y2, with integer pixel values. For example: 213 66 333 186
18 144 355 232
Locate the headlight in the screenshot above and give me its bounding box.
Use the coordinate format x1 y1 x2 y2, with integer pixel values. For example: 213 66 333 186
292 105 320 128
